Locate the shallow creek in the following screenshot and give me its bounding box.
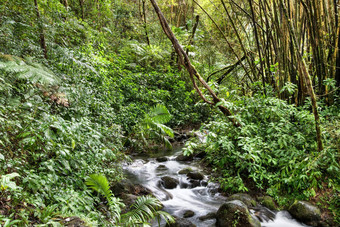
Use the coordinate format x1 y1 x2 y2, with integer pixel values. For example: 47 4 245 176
124 146 308 227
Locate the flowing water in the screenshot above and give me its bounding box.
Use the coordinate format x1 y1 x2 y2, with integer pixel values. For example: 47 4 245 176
124 146 308 227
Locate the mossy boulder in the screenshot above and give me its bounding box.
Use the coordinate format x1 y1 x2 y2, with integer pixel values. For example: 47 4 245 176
161 176 179 189
288 201 321 227
178 168 192 175
227 193 257 207
258 196 277 210
216 200 261 227
187 172 204 181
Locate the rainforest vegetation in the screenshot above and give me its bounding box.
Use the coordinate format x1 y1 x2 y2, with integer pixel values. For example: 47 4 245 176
0 0 339 226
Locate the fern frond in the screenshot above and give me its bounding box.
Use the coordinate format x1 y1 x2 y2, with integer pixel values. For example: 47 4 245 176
85 174 123 222
85 174 112 202
120 196 163 226
0 55 59 86
155 210 175 225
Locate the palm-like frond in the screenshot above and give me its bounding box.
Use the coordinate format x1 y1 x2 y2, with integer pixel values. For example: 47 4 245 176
85 174 123 222
85 174 113 201
120 195 174 227
137 104 174 149
148 104 172 124
0 55 59 86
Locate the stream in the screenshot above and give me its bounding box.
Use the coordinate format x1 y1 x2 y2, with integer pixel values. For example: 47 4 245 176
124 146 308 227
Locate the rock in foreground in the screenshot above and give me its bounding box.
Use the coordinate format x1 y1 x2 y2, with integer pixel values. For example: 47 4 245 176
216 200 261 227
288 201 321 227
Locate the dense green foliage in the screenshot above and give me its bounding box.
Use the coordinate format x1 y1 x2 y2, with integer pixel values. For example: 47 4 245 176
0 0 339 225
0 0 204 224
184 92 339 221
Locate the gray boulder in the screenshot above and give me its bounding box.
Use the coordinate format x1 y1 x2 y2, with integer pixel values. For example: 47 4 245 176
216 200 261 227
288 201 321 227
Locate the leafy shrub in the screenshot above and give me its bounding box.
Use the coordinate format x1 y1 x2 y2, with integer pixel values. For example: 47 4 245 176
184 96 339 199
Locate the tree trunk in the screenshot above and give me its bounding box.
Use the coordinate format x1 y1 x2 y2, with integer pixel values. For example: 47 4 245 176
150 0 241 127
186 15 199 55
142 0 150 45
33 0 47 59
79 0 85 20
281 0 324 152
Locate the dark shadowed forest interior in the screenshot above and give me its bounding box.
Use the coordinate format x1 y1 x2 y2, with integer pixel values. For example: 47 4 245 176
0 0 339 226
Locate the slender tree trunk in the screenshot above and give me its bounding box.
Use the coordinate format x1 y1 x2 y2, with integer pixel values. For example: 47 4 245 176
60 0 68 8
33 0 47 59
142 0 150 46
186 15 199 55
248 0 266 95
281 0 323 152
150 0 241 127
79 0 85 20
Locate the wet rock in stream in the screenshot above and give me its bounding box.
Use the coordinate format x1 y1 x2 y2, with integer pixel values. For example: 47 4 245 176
183 210 195 218
216 200 261 227
178 168 192 175
257 195 277 210
189 179 201 188
198 212 216 221
175 154 194 161
161 176 179 189
288 201 321 227
187 172 204 181
156 164 168 171
156 157 169 162
226 193 257 207
166 216 196 227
